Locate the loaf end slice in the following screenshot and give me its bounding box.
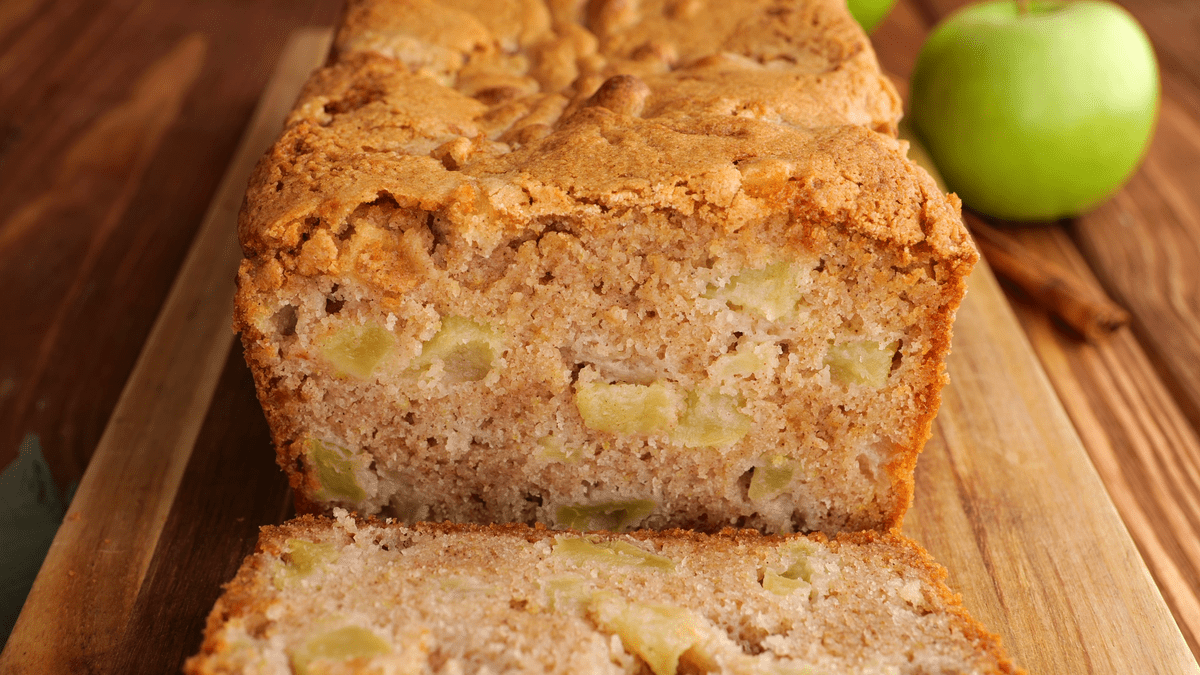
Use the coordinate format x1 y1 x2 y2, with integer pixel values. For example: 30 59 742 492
185 515 1022 675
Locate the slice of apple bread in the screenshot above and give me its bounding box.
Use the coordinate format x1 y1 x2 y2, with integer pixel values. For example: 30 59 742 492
185 514 1021 675
234 0 975 534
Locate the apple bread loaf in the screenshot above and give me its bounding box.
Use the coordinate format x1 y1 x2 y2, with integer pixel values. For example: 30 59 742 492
234 0 976 534
185 514 1021 675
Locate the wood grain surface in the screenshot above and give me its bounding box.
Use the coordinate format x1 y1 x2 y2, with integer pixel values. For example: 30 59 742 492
870 0 1200 658
1006 228 1200 655
0 28 332 673
1075 97 1200 425
0 0 344 489
903 258 1194 674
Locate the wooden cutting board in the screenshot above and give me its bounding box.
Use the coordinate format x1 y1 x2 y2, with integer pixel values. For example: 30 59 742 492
2 28 1196 675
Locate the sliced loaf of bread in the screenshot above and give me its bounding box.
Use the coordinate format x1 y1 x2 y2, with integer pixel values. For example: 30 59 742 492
235 39 974 534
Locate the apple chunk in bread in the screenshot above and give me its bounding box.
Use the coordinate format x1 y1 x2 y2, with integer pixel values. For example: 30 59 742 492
575 380 678 435
557 500 657 532
590 594 708 675
703 261 810 322
410 315 502 383
553 536 675 571
320 323 394 379
288 626 391 675
825 340 900 388
672 388 752 448
748 454 797 502
307 440 367 503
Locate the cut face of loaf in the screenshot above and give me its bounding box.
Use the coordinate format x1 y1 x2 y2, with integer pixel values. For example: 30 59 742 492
234 0 976 533
185 516 1021 675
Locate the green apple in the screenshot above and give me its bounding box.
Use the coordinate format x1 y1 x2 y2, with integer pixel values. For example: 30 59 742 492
847 0 898 33
909 0 1158 220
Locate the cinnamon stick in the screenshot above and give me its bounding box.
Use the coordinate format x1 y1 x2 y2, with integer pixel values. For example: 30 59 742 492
891 109 1127 340
964 212 1129 340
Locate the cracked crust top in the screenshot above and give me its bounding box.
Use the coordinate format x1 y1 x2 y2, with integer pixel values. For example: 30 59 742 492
236 0 972 271
331 0 900 129
238 35 971 281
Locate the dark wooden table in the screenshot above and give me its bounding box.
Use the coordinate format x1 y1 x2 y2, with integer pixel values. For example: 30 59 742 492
1 0 1198 672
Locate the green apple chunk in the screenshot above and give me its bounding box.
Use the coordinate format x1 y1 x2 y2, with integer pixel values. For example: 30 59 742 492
824 340 899 388
671 388 751 448
703 262 806 322
591 594 707 675
748 455 796 502
552 537 675 571
543 575 592 610
761 541 817 596
307 439 367 502
320 322 394 379
534 434 583 463
762 570 809 596
289 626 391 675
910 0 1159 219
709 343 770 380
438 576 496 596
576 381 677 435
410 315 501 383
284 539 337 575
556 499 657 531
275 538 338 588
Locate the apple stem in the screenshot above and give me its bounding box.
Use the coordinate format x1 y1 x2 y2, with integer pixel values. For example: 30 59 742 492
1016 0 1029 13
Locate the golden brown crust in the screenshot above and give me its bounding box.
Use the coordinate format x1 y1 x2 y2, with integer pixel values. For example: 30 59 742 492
330 0 900 129
236 48 963 273
836 529 1024 675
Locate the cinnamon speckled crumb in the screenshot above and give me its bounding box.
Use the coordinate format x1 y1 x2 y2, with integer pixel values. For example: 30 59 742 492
185 516 1022 675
